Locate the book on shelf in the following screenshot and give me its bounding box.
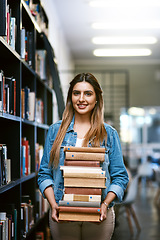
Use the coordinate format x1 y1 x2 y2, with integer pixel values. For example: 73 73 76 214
65 151 105 162
36 98 44 124
65 187 102 195
21 87 35 121
21 195 34 237
35 143 44 172
36 189 49 220
63 194 101 202
58 206 101 222
0 204 18 240
35 50 47 80
0 0 7 36
36 231 44 240
28 92 35 121
0 144 11 186
64 177 106 188
21 28 25 59
59 200 101 208
0 70 16 115
21 138 31 176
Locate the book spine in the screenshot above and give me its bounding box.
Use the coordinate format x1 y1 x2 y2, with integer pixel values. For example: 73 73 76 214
65 151 105 161
59 200 100 208
64 146 105 153
64 177 106 188
64 160 100 167
21 28 25 59
63 194 101 202
0 71 3 112
65 187 102 195
58 206 101 214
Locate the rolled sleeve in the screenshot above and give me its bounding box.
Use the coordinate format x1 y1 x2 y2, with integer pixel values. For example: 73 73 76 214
38 179 54 198
107 184 124 202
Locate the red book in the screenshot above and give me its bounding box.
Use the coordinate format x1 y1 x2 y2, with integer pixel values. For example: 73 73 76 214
22 138 29 175
65 187 102 195
64 160 100 167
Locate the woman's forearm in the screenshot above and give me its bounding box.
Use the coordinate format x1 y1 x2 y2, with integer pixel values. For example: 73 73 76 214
44 186 59 222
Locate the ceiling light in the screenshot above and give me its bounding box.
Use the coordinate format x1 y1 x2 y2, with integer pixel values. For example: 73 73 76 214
93 48 152 57
92 37 157 45
89 0 160 7
92 22 160 29
128 107 145 116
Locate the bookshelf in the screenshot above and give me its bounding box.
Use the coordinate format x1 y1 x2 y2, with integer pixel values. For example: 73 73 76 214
0 0 64 239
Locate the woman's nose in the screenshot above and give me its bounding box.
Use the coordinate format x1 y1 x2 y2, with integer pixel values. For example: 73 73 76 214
79 93 85 101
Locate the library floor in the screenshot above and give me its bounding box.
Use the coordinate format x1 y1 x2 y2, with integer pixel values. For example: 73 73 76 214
112 181 160 240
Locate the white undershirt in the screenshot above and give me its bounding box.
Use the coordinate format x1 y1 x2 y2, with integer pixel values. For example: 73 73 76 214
75 138 84 147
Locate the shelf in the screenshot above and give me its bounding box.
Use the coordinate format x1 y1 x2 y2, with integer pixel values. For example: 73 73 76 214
0 173 36 194
0 113 21 122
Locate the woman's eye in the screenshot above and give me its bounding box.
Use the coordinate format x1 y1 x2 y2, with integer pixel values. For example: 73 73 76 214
73 92 79 96
85 92 92 96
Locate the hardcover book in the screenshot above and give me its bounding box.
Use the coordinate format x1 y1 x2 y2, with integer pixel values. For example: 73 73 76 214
58 206 101 222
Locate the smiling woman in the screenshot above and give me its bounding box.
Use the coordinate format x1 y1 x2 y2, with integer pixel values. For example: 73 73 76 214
37 73 129 240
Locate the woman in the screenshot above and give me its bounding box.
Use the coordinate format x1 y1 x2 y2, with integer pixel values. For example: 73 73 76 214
37 73 129 240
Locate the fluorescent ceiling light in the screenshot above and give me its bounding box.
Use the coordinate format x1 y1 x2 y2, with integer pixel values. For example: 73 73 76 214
93 48 152 57
89 0 160 7
92 22 160 29
128 107 145 116
92 37 157 45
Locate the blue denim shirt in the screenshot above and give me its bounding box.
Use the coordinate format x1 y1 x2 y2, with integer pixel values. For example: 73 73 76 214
37 116 129 207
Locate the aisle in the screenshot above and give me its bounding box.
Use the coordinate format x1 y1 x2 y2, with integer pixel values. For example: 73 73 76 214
112 182 160 240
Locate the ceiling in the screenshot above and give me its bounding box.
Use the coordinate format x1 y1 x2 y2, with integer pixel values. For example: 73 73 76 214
53 0 160 65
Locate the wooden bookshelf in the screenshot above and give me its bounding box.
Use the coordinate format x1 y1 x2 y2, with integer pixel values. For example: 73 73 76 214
0 0 64 239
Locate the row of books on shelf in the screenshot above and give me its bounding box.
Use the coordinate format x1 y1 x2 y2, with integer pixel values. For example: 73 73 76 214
59 146 106 222
0 192 49 240
22 138 44 176
24 0 48 36
0 139 44 185
0 70 16 115
0 204 17 240
1 3 17 51
0 144 11 187
21 86 44 123
21 28 33 67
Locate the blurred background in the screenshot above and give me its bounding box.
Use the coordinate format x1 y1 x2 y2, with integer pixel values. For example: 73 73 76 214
41 1 160 239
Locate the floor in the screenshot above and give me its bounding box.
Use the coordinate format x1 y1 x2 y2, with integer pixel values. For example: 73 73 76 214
112 181 160 240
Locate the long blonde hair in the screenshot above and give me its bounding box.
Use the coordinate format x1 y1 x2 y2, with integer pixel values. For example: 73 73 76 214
49 73 107 167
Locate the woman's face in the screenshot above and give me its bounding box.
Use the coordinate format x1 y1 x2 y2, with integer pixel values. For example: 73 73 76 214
72 81 97 117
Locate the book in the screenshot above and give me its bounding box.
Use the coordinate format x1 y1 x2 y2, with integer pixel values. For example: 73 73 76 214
58 206 100 222
65 151 105 162
64 146 105 153
63 194 101 202
65 187 102 195
36 232 44 240
21 28 25 59
64 160 100 167
60 166 105 178
21 138 29 175
0 70 3 112
28 92 35 121
59 200 100 208
64 177 106 188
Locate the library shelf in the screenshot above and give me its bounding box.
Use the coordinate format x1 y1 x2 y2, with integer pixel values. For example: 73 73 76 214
0 0 64 239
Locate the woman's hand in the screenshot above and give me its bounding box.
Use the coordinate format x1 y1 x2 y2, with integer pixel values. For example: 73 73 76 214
100 202 108 221
51 202 59 222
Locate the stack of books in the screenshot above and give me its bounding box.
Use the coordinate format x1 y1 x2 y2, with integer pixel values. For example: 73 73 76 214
59 146 106 222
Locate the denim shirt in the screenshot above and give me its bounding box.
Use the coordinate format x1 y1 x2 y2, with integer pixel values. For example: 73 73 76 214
37 116 129 207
